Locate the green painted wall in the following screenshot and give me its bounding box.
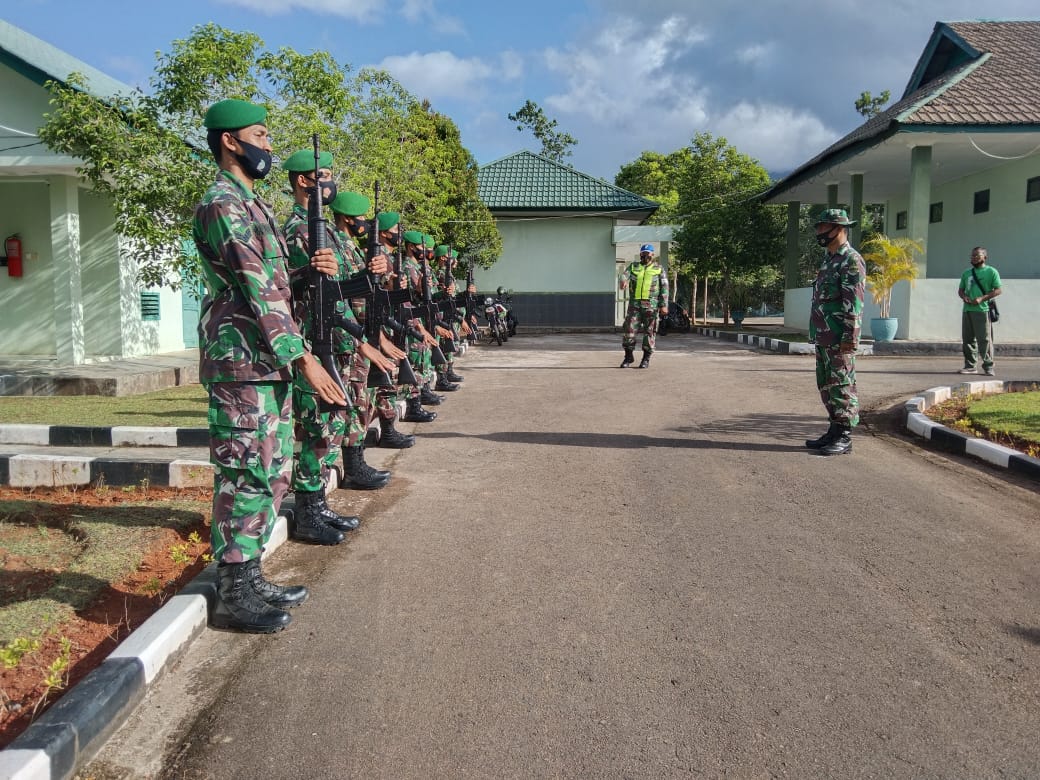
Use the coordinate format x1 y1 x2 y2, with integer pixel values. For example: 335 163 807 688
0 182 54 354
888 152 1040 279
79 188 122 356
475 216 617 293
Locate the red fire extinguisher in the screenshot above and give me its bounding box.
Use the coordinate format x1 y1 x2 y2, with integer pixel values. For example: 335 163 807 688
4 235 23 277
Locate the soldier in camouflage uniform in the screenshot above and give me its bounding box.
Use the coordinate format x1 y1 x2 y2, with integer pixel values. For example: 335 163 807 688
399 229 444 420
282 150 397 512
193 99 346 633
329 192 416 450
618 243 669 368
805 208 866 457
432 245 467 387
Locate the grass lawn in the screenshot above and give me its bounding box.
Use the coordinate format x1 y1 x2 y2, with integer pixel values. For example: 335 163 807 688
926 390 1040 459
967 391 1040 448
0 384 207 427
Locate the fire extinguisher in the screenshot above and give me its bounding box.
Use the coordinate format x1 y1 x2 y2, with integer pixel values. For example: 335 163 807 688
3 235 22 277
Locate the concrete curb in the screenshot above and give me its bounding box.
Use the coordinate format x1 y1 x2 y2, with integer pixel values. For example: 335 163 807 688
0 425 208 448
691 326 867 355
902 379 1040 480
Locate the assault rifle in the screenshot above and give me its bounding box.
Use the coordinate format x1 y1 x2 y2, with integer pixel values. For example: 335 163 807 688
438 248 462 329
307 134 363 412
462 259 480 340
375 223 419 387
362 183 394 389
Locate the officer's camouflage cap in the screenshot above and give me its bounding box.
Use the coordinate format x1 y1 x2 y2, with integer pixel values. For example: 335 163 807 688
814 208 857 227
203 99 267 130
330 191 370 217
283 149 333 172
402 229 424 244
377 212 401 231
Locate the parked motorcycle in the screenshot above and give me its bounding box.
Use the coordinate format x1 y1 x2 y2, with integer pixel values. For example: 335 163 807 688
658 300 692 336
483 296 509 345
495 287 519 336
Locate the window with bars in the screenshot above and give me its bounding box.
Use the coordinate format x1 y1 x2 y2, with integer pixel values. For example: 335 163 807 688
140 291 161 321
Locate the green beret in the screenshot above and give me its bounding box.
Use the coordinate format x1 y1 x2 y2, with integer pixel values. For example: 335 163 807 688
422 234 435 248
377 212 400 231
283 149 333 172
451 249 459 258
203 99 267 130
402 230 424 245
330 191 370 217
434 245 450 257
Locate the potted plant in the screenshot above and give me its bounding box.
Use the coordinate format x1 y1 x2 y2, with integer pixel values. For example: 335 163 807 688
861 234 922 342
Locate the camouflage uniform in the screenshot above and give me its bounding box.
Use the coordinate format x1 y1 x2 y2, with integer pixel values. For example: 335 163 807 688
282 204 364 491
621 259 669 353
193 170 306 564
809 242 866 427
401 251 436 391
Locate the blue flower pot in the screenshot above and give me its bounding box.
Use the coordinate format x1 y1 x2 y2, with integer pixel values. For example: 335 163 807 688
731 309 746 327
870 317 898 342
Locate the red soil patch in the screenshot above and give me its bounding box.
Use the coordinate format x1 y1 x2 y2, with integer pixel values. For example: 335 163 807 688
0 486 212 747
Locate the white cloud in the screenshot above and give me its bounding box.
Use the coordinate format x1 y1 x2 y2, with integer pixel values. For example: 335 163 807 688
377 51 518 101
713 102 836 171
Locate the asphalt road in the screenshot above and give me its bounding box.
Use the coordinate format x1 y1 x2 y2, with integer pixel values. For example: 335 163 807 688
86 333 1040 779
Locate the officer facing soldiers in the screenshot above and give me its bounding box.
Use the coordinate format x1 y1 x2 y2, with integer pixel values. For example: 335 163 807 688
282 151 397 506
619 243 669 368
805 208 866 456
329 191 415 449
194 99 346 633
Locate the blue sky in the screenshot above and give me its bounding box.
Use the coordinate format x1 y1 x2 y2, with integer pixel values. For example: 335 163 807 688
5 1 1039 180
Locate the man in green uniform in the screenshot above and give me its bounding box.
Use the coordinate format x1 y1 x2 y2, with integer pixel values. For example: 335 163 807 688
957 246 1002 376
805 209 866 457
618 243 669 368
329 191 416 449
399 229 443 419
193 99 346 633
282 150 396 508
433 245 466 387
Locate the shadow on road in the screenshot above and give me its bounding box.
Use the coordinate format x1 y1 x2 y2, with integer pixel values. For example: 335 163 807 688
1007 625 1040 646
419 429 807 453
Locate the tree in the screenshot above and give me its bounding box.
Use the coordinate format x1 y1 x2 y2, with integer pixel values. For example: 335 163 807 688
507 100 577 163
855 89 891 119
671 133 785 321
614 149 692 225
39 23 502 290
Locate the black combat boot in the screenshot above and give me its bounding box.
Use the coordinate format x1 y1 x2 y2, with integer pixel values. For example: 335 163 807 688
805 422 839 450
291 491 345 545
378 416 415 448
636 350 651 369
315 489 360 530
420 384 443 405
620 347 635 368
244 557 308 609
446 367 464 382
403 397 437 422
343 445 391 490
819 426 853 456
435 373 459 392
210 560 292 633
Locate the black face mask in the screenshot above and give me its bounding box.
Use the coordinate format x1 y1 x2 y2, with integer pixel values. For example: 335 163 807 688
815 228 839 248
231 136 272 180
385 232 402 247
346 218 366 238
318 179 337 206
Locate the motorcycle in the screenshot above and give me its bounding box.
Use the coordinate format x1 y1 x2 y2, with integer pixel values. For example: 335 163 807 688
483 296 510 346
494 287 519 336
658 300 692 336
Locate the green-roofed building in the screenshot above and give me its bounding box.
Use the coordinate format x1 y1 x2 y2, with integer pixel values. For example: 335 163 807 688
477 150 663 328
0 19 200 372
764 19 1040 342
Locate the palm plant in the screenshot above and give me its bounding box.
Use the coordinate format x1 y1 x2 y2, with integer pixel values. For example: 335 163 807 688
861 234 922 318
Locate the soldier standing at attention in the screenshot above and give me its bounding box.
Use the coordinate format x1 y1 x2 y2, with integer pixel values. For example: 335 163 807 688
329 191 416 449
618 243 669 368
193 99 346 633
282 150 396 508
805 208 866 457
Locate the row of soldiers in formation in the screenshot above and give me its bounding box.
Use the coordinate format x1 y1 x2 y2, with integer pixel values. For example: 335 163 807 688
193 98 478 633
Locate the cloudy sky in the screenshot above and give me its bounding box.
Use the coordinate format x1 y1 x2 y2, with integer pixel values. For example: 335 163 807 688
5 1 1038 179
